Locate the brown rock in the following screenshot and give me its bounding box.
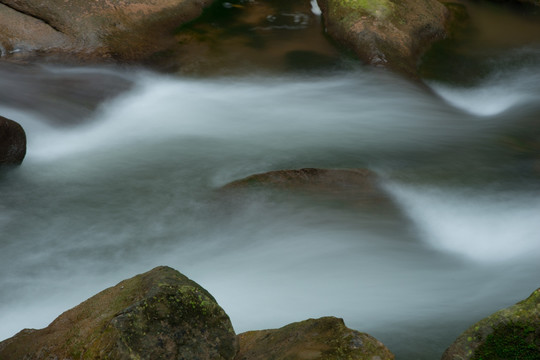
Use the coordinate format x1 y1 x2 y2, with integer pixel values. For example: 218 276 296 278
0 266 238 360
235 317 395 360
0 0 213 61
0 115 26 166
0 3 70 56
316 0 450 77
222 168 386 203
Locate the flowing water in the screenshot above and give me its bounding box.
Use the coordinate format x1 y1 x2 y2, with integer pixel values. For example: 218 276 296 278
1 1 540 359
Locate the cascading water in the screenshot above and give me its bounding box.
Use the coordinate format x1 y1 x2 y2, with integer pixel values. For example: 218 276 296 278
1 0 540 358
1 59 539 359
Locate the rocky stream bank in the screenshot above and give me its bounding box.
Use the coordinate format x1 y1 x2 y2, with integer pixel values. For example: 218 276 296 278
0 266 538 359
1 0 536 77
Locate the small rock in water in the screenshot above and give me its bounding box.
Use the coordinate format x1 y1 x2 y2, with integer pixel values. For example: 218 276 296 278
222 168 388 205
0 115 26 166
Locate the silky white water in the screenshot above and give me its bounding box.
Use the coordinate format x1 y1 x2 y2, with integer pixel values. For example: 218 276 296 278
1 56 540 359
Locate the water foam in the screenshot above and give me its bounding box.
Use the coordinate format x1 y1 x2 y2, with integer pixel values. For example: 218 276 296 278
310 0 322 16
21 71 470 165
430 85 528 116
384 182 540 262
429 61 540 117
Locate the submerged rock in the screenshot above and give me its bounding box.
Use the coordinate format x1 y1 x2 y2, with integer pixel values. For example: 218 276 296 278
222 168 385 203
0 0 213 62
442 288 540 360
316 0 450 77
0 266 238 360
235 317 395 360
0 115 26 166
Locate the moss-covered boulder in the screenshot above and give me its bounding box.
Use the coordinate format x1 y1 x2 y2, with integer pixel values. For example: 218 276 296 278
316 0 450 77
235 317 394 360
222 168 386 203
0 266 238 360
0 115 26 166
442 288 540 360
0 0 213 61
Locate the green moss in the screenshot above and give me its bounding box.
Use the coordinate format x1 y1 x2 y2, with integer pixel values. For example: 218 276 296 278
327 0 396 34
472 323 540 360
0 267 236 360
335 0 395 18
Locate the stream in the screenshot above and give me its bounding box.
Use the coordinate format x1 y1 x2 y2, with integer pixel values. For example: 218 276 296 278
1 0 540 359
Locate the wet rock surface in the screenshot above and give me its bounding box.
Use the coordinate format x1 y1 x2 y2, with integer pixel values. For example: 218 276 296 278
235 317 395 360
0 115 26 166
316 0 450 77
0 0 213 62
222 168 386 203
0 0 456 77
442 288 540 360
169 0 344 75
0 266 397 360
0 266 238 360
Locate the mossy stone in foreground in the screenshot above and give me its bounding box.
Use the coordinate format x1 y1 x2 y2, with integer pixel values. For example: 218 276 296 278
0 266 238 360
442 288 540 360
235 317 395 360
